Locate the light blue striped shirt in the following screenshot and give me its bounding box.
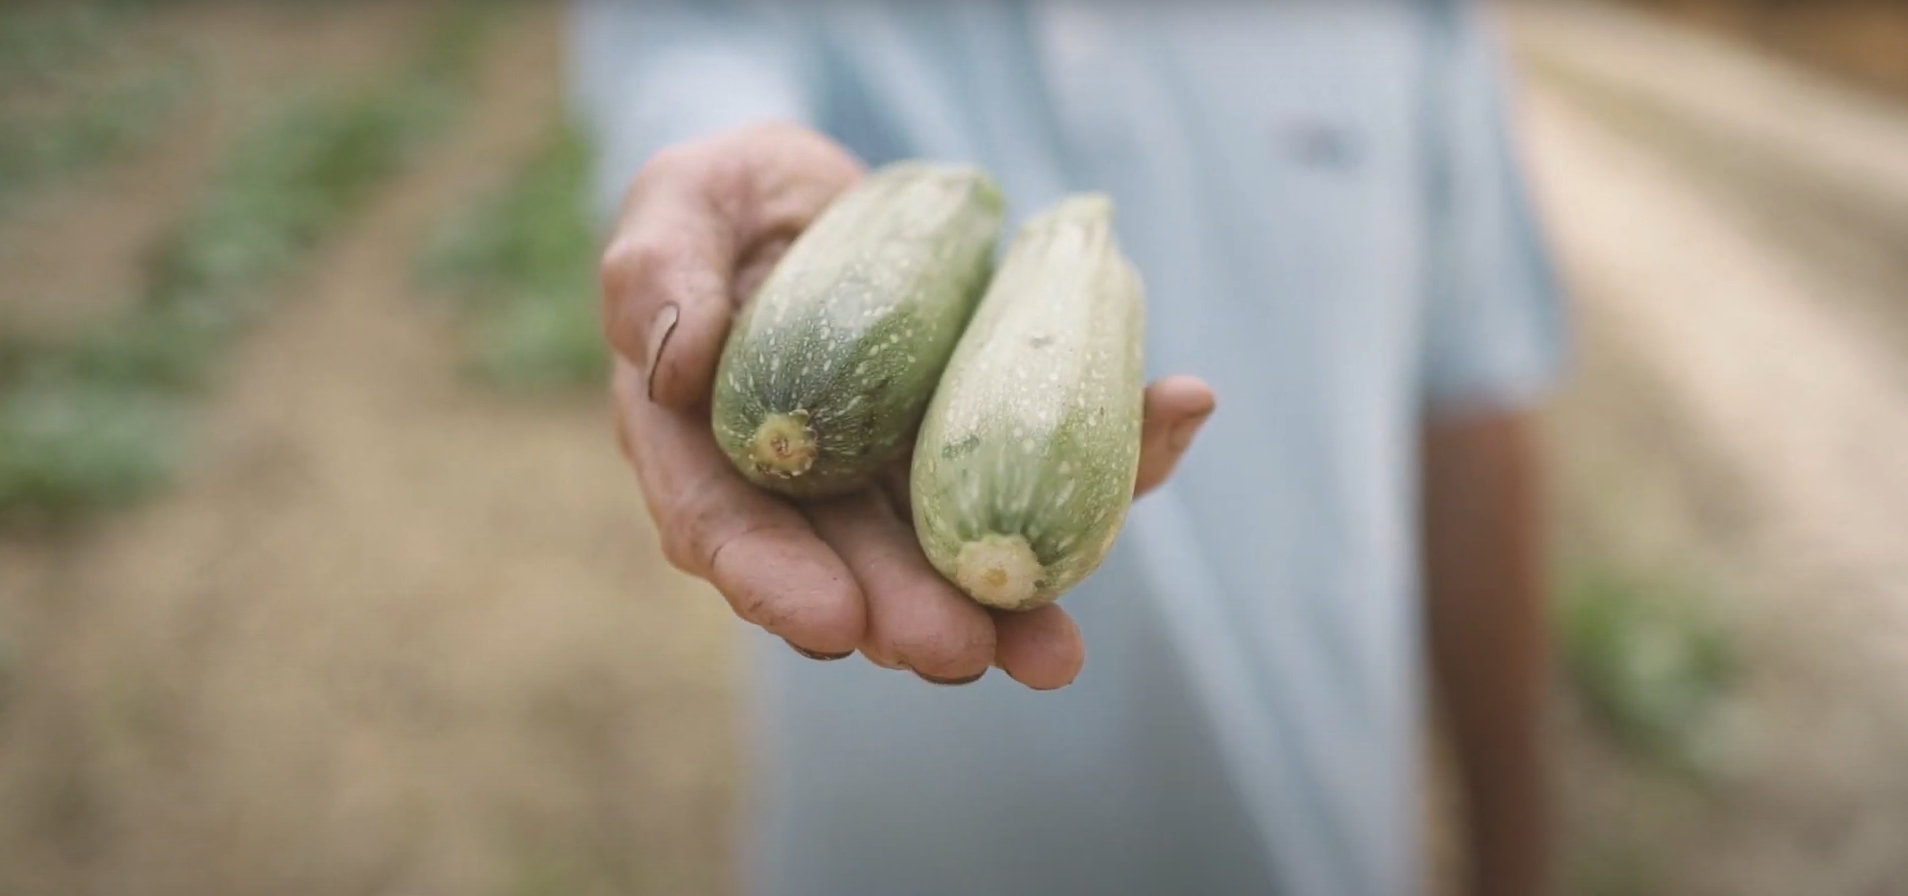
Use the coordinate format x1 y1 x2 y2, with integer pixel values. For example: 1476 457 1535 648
568 3 1568 894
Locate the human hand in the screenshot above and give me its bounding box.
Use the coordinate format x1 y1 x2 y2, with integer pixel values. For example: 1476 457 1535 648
601 122 1215 690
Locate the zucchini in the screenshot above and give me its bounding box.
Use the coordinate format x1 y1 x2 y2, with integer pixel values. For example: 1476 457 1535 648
710 161 1005 499
910 193 1146 611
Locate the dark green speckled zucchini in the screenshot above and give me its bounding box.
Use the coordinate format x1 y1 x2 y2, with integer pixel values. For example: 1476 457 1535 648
710 161 1004 499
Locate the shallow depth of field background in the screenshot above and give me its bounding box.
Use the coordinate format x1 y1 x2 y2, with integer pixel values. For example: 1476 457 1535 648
1 1 1905 894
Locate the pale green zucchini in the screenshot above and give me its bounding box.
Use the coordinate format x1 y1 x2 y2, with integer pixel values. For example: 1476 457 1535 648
910 193 1146 611
710 161 1004 499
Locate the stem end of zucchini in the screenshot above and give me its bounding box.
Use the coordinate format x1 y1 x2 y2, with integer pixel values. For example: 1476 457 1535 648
955 534 1045 611
748 410 818 479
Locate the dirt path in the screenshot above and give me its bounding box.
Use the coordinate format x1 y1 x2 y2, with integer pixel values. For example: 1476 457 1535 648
1517 80 1908 666
0 6 738 896
1506 0 1908 354
1504 3 1908 893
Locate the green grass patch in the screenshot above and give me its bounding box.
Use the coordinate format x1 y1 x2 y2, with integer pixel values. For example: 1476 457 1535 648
418 119 609 392
0 3 198 215
0 1 505 524
0 3 141 89
0 380 183 523
1559 565 1742 776
0 66 198 214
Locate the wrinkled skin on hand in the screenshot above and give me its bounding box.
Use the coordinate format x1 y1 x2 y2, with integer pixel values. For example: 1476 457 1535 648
600 122 1215 689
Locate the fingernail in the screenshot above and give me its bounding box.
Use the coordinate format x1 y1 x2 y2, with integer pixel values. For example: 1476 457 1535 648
916 669 987 687
787 640 852 662
643 303 680 402
1169 409 1214 452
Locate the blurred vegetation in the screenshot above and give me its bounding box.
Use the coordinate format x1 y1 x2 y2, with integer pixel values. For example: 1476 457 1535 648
0 2 143 87
0 2 505 526
418 120 609 393
1559 566 1742 777
0 2 198 216
0 382 186 523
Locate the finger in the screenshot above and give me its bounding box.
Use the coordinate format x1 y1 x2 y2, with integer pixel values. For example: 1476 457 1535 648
992 604 1086 691
725 121 867 250
804 489 996 684
614 359 866 656
599 176 738 409
1134 375 1217 497
600 128 862 410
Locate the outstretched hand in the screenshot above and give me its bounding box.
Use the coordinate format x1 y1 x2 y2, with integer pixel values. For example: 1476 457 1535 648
601 122 1215 690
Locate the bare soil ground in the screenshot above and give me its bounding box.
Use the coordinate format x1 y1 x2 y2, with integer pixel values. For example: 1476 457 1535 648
1507 2 1908 893
1595 0 1908 100
0 4 737 895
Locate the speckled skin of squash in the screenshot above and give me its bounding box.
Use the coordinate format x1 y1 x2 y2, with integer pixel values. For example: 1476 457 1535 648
710 161 1005 500
910 193 1146 611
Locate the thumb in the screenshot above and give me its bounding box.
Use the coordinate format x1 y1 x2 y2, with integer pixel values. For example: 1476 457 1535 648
1134 375 1216 498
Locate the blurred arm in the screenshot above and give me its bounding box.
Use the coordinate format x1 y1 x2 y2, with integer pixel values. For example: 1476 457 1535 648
1421 408 1551 896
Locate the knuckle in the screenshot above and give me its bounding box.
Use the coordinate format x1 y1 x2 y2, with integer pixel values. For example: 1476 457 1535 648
656 500 706 574
656 519 700 576
632 486 696 576
598 236 668 299
643 141 706 180
616 145 689 224
659 542 697 577
627 144 704 206
700 153 752 205
596 245 628 304
658 486 734 576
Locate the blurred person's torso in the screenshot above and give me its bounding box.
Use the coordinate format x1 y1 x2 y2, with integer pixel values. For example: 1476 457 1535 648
569 3 1563 895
